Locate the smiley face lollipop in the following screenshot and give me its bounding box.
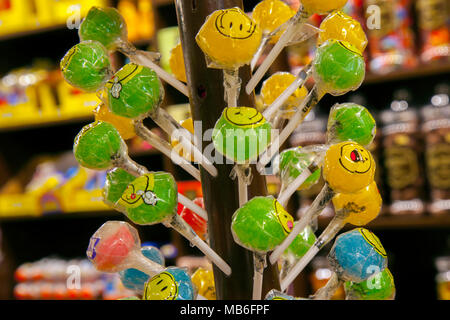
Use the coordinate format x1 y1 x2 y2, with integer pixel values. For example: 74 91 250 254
119 246 165 293
104 63 216 178
306 228 388 298
279 181 382 287
196 8 262 107
270 141 375 265
257 40 366 171
86 221 164 276
143 267 195 300
344 268 396 300
79 6 188 96
117 173 231 276
327 103 376 147
231 196 294 299
246 0 349 94
103 168 136 207
60 41 111 92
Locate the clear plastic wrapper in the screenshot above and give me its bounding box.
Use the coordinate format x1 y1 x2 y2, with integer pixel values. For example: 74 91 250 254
191 267 216 300
344 268 396 300
212 107 272 164
103 168 136 207
143 267 195 300
265 289 297 300
119 246 165 293
86 221 165 275
60 41 112 92
327 103 376 147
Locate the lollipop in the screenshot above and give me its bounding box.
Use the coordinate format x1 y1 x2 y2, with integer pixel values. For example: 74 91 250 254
212 106 271 205
270 141 375 265
103 63 217 177
86 221 164 276
246 0 349 94
260 72 308 124
191 267 216 300
60 41 111 92
75 123 206 220
169 43 187 83
119 246 165 293
196 7 262 107
93 103 136 140
276 145 327 207
103 168 136 207
231 196 294 299
117 172 231 275
327 103 376 147
279 181 382 287
344 268 396 300
179 197 207 241
257 39 366 171
79 6 188 96
171 118 196 162
143 267 195 300
299 228 388 298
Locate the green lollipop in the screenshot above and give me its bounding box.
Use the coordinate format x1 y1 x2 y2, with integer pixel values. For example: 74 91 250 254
285 224 316 259
313 40 365 95
105 63 162 120
212 107 272 164
344 268 396 300
116 172 232 276
327 103 376 147
103 168 136 207
60 41 111 92
74 121 122 170
79 6 127 50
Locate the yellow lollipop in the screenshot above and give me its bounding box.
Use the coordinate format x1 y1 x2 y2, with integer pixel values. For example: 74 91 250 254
191 267 216 300
196 7 263 70
318 11 368 54
252 0 296 44
169 43 187 83
171 118 195 162
323 142 375 194
93 104 136 140
301 0 348 14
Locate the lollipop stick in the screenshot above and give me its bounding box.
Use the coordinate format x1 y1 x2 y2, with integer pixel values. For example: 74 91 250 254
128 250 164 277
262 64 312 122
277 167 312 207
245 10 309 95
134 122 201 181
223 69 241 108
178 193 208 221
196 294 208 300
269 184 335 265
252 252 266 300
167 214 232 276
280 216 347 291
251 36 270 72
153 107 195 144
117 154 149 177
312 272 343 300
257 87 322 172
130 54 189 97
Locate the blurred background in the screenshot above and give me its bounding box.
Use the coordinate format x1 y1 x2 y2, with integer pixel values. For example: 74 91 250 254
0 0 448 300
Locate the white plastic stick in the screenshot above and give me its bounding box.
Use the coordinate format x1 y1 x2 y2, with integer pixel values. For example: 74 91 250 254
178 193 208 221
246 10 309 95
251 36 269 72
223 69 240 108
252 253 265 300
237 171 248 207
280 245 319 291
269 184 334 265
131 54 189 97
262 64 312 122
277 168 312 207
134 122 201 181
128 250 164 277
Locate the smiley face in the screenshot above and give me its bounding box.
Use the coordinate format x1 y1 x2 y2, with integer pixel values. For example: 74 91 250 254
105 63 143 99
215 8 257 39
144 271 178 300
118 174 156 209
339 143 373 174
358 228 387 258
274 200 294 235
224 107 266 128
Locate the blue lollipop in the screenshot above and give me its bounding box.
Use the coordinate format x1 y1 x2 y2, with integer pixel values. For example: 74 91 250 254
143 267 195 300
119 246 165 293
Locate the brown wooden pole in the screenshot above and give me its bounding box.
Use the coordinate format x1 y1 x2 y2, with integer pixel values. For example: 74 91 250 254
174 0 280 299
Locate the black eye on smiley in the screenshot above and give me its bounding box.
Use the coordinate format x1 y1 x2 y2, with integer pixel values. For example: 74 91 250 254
214 9 257 40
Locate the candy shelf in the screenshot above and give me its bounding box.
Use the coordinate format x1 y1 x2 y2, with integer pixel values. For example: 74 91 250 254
318 214 450 230
0 113 95 132
0 209 120 223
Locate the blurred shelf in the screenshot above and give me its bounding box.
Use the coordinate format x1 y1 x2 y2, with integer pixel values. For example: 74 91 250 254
0 24 69 42
364 61 450 85
0 209 121 223
318 214 450 230
0 114 95 132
